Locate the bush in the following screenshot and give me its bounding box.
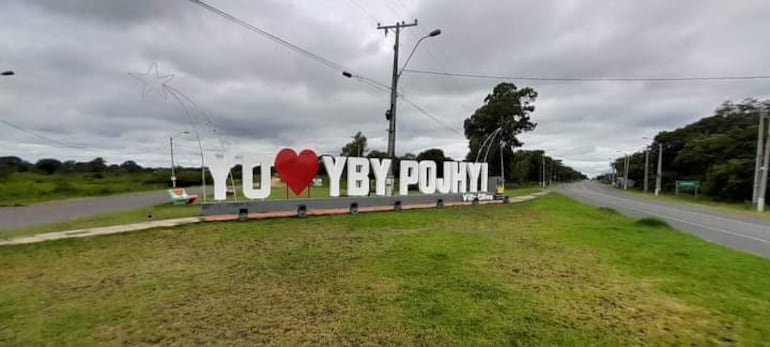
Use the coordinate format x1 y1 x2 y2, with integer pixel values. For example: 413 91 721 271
597 207 619 214
635 217 671 228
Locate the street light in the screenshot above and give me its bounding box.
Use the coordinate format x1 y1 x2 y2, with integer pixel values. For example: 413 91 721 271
344 28 441 195
615 150 629 190
398 29 441 78
1 71 14 76
170 131 190 188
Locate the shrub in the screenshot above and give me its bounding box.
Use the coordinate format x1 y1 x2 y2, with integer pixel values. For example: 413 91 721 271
635 217 671 228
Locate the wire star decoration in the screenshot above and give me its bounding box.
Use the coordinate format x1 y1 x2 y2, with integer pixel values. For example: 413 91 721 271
129 62 175 99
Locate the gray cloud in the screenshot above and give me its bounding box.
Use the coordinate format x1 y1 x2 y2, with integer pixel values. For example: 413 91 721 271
1 0 770 175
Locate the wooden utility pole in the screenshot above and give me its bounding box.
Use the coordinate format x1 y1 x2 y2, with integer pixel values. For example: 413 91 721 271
753 109 766 205
378 20 418 195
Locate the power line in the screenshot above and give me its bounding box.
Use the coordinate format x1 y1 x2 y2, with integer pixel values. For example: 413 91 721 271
187 0 395 99
187 0 345 73
186 0 464 139
400 96 464 136
346 0 379 23
404 69 770 82
0 119 85 150
394 0 410 13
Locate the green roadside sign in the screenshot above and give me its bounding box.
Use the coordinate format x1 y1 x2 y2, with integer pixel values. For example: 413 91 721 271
675 180 701 198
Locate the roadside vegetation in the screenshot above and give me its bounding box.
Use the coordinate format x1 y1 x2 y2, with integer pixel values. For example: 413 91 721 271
602 99 769 203
0 157 205 206
1 194 768 345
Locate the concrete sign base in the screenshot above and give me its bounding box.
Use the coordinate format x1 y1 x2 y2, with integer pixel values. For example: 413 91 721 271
201 193 497 218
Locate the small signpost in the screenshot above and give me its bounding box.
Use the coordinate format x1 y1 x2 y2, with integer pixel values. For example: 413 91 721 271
675 180 701 199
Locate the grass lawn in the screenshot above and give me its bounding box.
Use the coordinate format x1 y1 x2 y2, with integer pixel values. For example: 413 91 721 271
1 194 768 345
0 172 167 206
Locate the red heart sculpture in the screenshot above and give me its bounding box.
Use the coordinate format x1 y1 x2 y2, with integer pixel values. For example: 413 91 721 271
275 148 319 195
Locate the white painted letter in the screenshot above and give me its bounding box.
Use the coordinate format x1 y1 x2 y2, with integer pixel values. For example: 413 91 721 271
480 163 489 192
242 153 273 199
450 162 468 193
399 160 419 195
347 157 370 196
436 162 453 194
205 152 238 201
418 161 437 194
370 158 391 196
323 156 347 197
466 162 482 193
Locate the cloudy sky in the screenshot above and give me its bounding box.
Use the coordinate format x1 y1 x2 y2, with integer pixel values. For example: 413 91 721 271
2 0 769 176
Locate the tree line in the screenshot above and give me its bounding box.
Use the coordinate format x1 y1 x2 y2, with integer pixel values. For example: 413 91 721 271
0 156 206 187
602 99 769 201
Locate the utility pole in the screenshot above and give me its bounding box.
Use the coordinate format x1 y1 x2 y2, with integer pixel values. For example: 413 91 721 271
170 136 177 188
655 143 663 196
540 151 545 188
622 153 629 190
758 107 770 212
616 151 629 190
644 147 650 193
753 109 766 205
378 20 418 194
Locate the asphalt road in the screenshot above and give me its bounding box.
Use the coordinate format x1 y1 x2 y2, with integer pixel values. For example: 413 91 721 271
0 189 197 229
558 181 770 258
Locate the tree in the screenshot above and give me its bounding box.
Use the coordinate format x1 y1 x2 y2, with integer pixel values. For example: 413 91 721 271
0 156 31 172
416 148 452 162
464 82 537 181
34 158 62 175
610 98 769 201
366 150 388 159
86 157 107 173
119 160 142 173
340 132 368 157
416 148 452 176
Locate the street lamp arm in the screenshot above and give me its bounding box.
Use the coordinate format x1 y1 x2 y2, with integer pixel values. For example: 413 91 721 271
398 29 441 78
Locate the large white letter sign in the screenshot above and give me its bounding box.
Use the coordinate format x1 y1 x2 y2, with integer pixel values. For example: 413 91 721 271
418 161 437 194
241 153 273 200
436 162 453 194
450 162 468 193
322 156 347 197
480 163 489 192
347 157 370 196
466 162 482 193
369 158 391 196
206 152 238 201
399 160 419 195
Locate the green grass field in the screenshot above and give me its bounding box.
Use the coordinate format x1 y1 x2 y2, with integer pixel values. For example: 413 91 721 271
0 172 166 206
1 194 768 345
